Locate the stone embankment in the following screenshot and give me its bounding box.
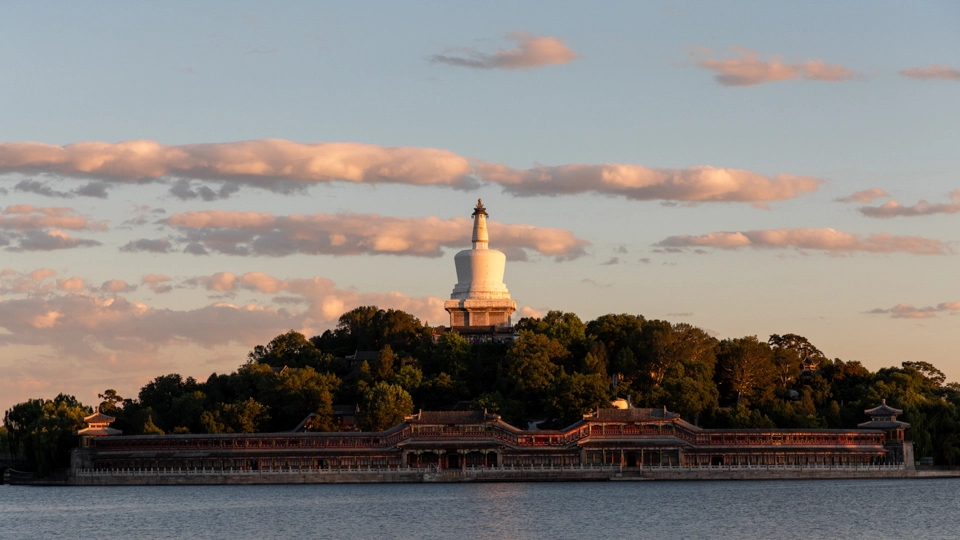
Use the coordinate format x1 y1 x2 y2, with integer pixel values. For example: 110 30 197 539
68 465 960 485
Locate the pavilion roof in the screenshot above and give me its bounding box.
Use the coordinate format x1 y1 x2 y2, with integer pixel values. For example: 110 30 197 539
406 410 500 424
864 399 903 417
586 408 680 422
857 419 911 430
76 426 122 436
83 412 116 424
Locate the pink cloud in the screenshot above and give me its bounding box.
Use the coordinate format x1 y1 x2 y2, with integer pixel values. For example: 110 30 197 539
100 279 137 293
0 140 823 204
431 32 580 71
56 277 86 291
899 65 960 81
474 162 820 204
164 210 589 260
657 227 951 255
867 302 960 319
691 47 859 86
0 139 477 190
859 190 960 218
0 205 106 231
1 268 58 295
142 274 173 294
835 188 890 204
183 271 448 325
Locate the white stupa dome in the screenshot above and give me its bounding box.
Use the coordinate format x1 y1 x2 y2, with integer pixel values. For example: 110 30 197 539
450 200 511 300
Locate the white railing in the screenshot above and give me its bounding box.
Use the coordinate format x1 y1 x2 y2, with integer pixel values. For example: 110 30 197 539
74 462 905 477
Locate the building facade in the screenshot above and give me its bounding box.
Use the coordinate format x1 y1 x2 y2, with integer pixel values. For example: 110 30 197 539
72 406 911 475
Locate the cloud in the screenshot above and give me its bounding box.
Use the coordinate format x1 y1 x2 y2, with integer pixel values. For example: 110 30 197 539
899 65 960 81
667 312 693 317
142 274 173 294
474 162 821 204
0 206 103 251
120 237 173 253
600 257 620 266
690 46 859 87
638 257 651 264
0 269 448 410
74 181 110 198
0 205 106 231
835 188 889 204
1 268 58 295
180 270 447 325
517 306 543 319
12 178 111 199
0 140 823 204
656 227 951 255
0 139 478 191
11 229 101 251
580 278 612 288
56 276 86 291
164 210 590 260
431 32 580 71
13 179 73 198
859 190 960 218
100 279 137 293
168 178 241 201
866 302 960 319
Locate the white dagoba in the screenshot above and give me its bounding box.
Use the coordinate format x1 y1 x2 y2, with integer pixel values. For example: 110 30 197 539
444 200 516 327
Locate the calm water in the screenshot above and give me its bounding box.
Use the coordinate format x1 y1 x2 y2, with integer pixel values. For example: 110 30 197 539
2 479 958 539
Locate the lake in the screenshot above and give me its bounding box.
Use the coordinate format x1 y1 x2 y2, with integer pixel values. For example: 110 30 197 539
2 479 957 539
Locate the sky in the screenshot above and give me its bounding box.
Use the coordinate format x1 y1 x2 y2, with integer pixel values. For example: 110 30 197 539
1 1 959 412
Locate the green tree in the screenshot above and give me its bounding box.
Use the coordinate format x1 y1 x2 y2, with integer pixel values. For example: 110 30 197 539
505 332 567 400
716 337 776 406
360 382 413 431
391 364 423 394
3 395 91 477
142 415 165 435
374 345 397 381
202 398 270 434
248 330 327 369
97 389 124 415
546 370 611 426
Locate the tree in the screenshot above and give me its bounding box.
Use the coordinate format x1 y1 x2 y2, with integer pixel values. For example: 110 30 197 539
142 415 165 435
97 389 124 414
202 398 270 434
391 364 423 394
305 389 336 432
426 332 471 378
716 337 776 406
546 370 611 426
516 311 587 351
3 394 91 477
586 313 645 355
247 330 326 369
505 332 567 399
360 382 413 431
374 345 397 381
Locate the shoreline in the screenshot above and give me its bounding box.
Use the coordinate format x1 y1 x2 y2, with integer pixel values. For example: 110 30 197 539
50 465 960 486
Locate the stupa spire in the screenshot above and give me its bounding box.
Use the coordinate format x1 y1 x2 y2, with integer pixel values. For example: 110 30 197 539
472 199 489 249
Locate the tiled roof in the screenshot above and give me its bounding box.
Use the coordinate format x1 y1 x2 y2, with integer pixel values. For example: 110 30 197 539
864 399 903 417
333 404 359 415
857 420 911 430
83 412 116 424
406 410 498 424
588 408 680 422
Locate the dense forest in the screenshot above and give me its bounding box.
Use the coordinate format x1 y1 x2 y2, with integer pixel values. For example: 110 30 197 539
5 306 960 476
